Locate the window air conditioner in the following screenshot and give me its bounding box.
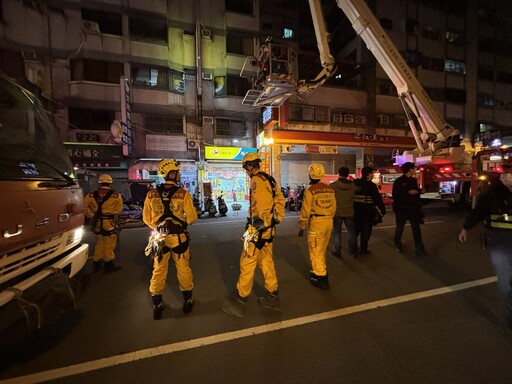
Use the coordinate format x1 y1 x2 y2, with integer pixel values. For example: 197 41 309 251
378 114 390 125
202 72 213 80
332 113 342 124
355 115 367 125
187 139 200 149
343 114 355 124
202 116 214 125
82 20 101 34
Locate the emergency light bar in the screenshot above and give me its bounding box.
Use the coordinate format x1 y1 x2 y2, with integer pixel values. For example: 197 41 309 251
492 166 503 173
439 166 453 173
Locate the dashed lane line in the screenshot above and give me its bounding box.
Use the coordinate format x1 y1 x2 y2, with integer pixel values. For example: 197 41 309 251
0 275 496 384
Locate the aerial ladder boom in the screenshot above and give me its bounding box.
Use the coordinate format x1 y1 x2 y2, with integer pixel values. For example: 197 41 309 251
335 0 461 156
296 0 337 95
241 0 336 107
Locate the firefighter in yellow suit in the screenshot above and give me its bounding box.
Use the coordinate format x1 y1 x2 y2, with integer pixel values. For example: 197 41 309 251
222 152 286 317
299 164 336 290
84 173 124 273
143 159 198 320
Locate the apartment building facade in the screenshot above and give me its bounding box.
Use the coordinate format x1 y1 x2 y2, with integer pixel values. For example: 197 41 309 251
1 0 511 193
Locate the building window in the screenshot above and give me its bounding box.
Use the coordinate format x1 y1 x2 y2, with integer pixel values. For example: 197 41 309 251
445 88 466 103
422 56 444 72
478 67 494 81
405 18 419 35
403 50 421 68
376 79 395 96
70 60 123 84
225 0 253 15
477 93 495 108
144 115 183 134
290 104 329 123
81 8 122 36
226 32 255 55
421 25 441 40
445 30 463 46
214 76 250 97
283 28 295 39
129 14 168 43
380 18 393 30
424 87 445 102
215 119 247 137
131 66 184 93
69 108 114 131
496 71 512 85
444 59 465 75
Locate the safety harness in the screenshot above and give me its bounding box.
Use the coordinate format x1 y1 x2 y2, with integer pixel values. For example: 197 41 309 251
92 189 116 235
155 185 190 255
247 172 279 249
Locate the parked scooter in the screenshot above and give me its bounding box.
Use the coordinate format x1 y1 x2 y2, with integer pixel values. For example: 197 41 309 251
204 195 217 218
217 192 228 217
193 190 202 217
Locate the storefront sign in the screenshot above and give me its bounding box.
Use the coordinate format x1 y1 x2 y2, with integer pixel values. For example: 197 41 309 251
120 76 133 156
256 131 265 148
205 146 257 161
305 145 338 154
65 143 124 168
352 133 389 143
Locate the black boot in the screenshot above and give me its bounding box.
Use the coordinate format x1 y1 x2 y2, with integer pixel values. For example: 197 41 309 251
182 290 194 314
310 272 330 290
104 260 122 273
152 295 165 320
92 260 103 273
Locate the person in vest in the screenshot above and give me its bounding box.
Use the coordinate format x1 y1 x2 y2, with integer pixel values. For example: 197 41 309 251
222 152 285 317
330 166 356 258
143 159 198 320
392 162 427 257
353 166 386 255
299 164 336 290
84 173 124 273
459 162 512 329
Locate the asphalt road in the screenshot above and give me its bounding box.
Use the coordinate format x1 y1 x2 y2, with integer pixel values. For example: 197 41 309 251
1 204 512 384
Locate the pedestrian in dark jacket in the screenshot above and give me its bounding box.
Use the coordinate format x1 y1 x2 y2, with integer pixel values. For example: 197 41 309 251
330 167 356 257
392 162 426 256
353 166 386 255
459 165 512 329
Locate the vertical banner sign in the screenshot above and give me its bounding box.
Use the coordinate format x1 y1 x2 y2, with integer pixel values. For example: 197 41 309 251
120 76 133 156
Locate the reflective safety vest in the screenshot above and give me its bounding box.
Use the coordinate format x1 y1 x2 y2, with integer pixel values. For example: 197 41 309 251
490 213 512 229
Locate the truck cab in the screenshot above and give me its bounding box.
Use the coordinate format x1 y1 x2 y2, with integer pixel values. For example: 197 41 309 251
0 73 88 328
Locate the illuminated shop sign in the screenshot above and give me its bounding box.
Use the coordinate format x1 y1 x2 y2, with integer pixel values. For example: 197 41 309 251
205 146 257 161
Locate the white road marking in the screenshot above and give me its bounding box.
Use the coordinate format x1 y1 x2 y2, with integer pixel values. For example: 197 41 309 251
1 276 497 384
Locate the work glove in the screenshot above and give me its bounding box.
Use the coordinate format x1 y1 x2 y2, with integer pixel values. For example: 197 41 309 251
298 229 304 237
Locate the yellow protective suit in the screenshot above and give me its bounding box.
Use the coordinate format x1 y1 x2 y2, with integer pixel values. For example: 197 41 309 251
84 186 123 263
299 182 336 277
143 182 198 296
237 171 286 298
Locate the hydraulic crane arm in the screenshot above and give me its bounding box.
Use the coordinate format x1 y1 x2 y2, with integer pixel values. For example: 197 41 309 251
335 0 460 154
296 0 338 96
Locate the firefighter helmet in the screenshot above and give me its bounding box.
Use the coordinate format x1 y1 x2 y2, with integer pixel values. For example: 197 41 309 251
242 152 261 165
158 159 180 178
98 174 113 184
242 152 261 170
308 163 325 180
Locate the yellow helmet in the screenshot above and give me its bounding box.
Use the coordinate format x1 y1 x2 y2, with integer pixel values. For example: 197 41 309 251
308 163 325 180
98 173 113 184
158 159 180 178
242 152 261 165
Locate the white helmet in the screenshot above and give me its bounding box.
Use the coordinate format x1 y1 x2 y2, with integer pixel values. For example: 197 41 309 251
98 174 113 184
308 163 325 180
